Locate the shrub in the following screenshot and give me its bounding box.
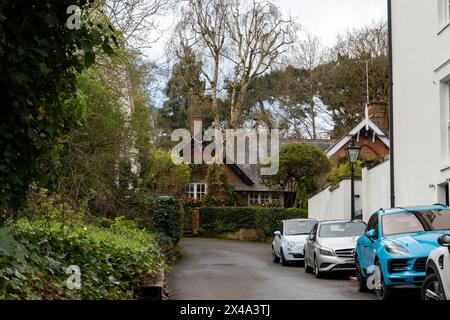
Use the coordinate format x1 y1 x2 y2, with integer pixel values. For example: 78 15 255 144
0 217 165 300
200 207 256 233
151 196 183 244
200 207 308 236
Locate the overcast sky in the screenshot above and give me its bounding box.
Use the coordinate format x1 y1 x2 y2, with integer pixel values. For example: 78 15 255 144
145 0 387 61
274 0 387 45
145 0 387 104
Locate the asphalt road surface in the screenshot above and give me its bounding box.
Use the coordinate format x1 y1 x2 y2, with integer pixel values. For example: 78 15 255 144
168 237 377 300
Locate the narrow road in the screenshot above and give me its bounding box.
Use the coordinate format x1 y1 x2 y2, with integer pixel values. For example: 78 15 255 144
168 237 376 300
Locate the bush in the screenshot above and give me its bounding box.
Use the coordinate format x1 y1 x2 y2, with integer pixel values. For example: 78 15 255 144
200 207 256 233
200 207 308 236
0 217 165 300
151 196 183 244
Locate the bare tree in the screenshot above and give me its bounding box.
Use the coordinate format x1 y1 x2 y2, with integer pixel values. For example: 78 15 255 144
176 0 229 129
103 0 176 50
224 0 298 128
284 31 330 139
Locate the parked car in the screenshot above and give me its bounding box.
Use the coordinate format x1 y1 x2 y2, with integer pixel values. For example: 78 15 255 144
272 219 317 266
304 220 367 277
421 234 450 300
355 205 450 300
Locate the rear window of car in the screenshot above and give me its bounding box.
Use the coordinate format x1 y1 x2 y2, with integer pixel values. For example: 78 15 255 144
319 222 366 238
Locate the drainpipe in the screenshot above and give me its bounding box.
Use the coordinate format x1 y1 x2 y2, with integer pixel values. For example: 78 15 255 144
388 0 395 208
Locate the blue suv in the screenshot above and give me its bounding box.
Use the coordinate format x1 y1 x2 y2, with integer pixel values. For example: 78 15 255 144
355 204 450 300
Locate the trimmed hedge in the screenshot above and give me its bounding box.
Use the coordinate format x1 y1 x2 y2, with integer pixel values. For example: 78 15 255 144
151 196 184 244
200 207 308 236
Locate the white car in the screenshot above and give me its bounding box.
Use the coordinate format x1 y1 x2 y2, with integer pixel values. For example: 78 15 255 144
272 219 317 266
422 234 450 300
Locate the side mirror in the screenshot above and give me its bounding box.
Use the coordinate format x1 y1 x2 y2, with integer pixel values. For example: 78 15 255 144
308 234 315 241
274 231 281 237
366 229 377 241
438 234 450 252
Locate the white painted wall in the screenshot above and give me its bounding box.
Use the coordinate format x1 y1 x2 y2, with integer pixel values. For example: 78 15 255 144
308 179 362 221
392 0 450 206
362 160 391 221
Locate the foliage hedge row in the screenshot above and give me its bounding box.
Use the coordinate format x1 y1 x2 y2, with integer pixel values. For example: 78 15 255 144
200 207 308 236
0 218 165 300
151 196 184 244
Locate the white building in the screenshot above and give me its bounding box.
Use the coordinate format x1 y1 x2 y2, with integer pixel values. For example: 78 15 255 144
391 0 450 206
308 107 389 222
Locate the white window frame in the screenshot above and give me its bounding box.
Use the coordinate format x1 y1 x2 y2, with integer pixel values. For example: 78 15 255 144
447 0 450 23
438 0 450 33
248 192 283 205
448 82 450 159
186 183 207 200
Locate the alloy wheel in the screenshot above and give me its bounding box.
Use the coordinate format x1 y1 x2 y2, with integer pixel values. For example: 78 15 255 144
424 277 445 300
314 257 320 278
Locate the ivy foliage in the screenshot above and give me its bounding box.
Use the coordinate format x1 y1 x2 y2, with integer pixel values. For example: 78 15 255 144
0 217 165 300
0 0 117 210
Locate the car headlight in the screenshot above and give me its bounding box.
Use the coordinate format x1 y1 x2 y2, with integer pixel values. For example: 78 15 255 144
287 241 296 248
383 240 409 256
319 247 334 256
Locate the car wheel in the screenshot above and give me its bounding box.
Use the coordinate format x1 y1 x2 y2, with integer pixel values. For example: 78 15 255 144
272 246 280 263
374 261 394 300
355 257 370 293
304 256 313 273
422 273 446 300
314 256 322 278
280 249 288 266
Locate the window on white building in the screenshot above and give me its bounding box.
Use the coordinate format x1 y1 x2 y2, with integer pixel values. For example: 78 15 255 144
448 82 450 159
439 0 450 28
447 0 450 22
186 183 207 200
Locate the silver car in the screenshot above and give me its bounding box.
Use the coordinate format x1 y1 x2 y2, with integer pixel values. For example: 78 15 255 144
304 220 367 278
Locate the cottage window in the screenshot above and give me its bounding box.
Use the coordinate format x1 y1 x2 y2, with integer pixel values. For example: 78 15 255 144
271 192 280 202
186 183 207 200
261 193 270 204
249 192 259 203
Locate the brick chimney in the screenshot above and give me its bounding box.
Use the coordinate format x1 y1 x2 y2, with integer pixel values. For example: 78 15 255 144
367 97 389 134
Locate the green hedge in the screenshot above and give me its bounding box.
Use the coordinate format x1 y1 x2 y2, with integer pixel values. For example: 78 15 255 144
200 207 308 236
151 196 183 244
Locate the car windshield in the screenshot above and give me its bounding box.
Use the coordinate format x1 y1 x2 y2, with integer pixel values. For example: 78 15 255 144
319 222 366 238
382 209 450 236
284 220 316 235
